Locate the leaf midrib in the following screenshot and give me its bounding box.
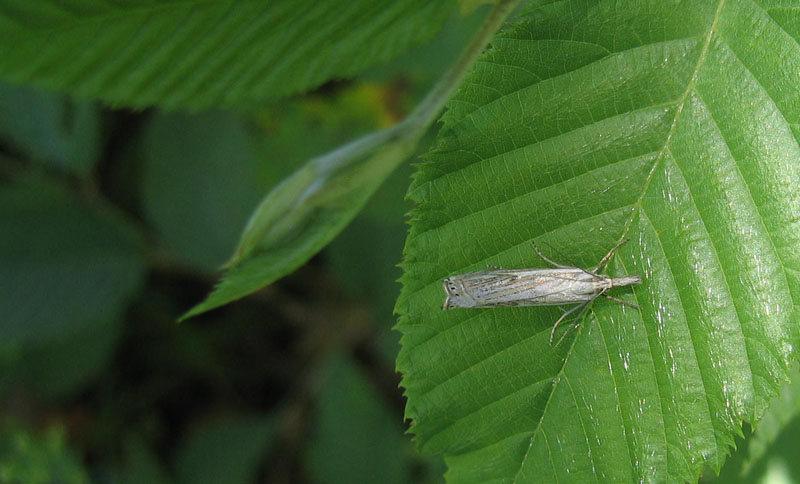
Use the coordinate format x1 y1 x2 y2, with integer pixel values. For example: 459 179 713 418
513 1 728 481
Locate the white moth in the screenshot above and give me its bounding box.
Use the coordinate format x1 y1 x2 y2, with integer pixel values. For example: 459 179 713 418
442 239 642 345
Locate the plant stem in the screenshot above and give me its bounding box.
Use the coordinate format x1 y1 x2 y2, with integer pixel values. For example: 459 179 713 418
403 0 521 131
314 0 522 174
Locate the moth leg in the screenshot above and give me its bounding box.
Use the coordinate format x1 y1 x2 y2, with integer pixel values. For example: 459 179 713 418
592 238 629 273
487 264 502 270
604 294 640 310
549 300 590 345
532 241 573 269
553 318 581 347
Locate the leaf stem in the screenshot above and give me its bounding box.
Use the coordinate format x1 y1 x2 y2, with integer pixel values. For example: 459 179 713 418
313 0 522 176
190 0 524 316
404 0 521 131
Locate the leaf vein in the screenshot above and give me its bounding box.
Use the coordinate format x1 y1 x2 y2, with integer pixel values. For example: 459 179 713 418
640 209 720 468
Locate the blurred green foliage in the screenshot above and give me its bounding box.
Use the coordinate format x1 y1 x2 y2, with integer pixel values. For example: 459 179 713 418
0 423 89 484
140 111 266 271
304 353 409 484
0 6 481 483
0 84 101 175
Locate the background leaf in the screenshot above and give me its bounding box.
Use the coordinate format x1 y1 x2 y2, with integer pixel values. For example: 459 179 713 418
0 179 145 348
0 422 90 484
1 314 123 400
739 367 800 477
305 353 412 484
139 111 266 271
175 414 277 484
111 439 172 484
397 1 800 483
0 0 457 110
0 82 101 175
0 178 145 398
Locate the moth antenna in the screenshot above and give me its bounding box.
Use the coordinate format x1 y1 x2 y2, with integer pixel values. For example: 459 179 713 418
535 240 608 281
531 241 574 269
549 300 591 345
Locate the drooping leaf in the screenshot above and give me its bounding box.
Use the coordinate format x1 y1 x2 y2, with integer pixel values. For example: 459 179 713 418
181 124 422 319
0 0 457 110
396 1 800 483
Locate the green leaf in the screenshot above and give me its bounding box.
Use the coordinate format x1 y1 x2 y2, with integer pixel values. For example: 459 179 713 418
0 0 457 110
305 353 411 484
0 82 101 174
181 121 423 319
396 1 800 483
0 179 145 349
1 315 122 399
140 111 265 271
175 414 277 484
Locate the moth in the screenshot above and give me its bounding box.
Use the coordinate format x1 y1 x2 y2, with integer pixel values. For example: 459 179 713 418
442 239 642 345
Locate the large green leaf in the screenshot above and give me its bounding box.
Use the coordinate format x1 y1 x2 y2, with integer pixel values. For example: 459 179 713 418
396 1 800 483
0 0 456 110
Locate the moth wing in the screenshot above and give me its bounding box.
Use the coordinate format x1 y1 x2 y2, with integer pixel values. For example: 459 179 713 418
461 269 598 305
458 270 532 291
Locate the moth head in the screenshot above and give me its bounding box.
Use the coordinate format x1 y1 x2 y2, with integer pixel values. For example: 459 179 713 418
442 277 475 309
611 275 642 287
